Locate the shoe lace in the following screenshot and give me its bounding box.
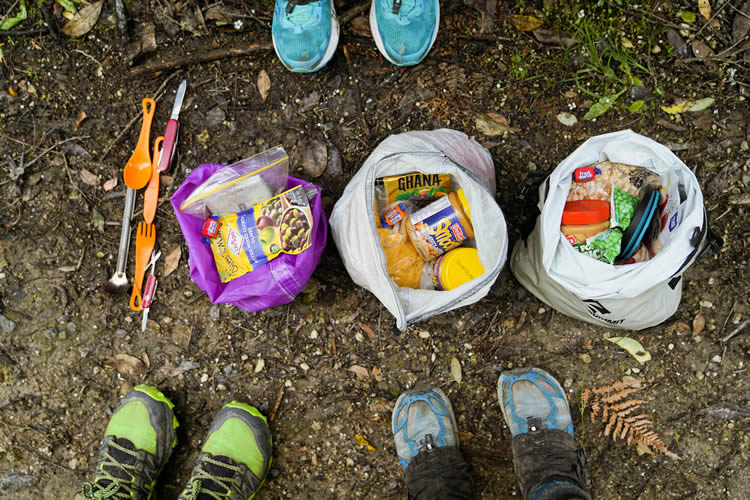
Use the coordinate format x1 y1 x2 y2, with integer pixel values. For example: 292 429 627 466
285 0 314 14
180 456 242 500
418 433 435 453
81 440 146 499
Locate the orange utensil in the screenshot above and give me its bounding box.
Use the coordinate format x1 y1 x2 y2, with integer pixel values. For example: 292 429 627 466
123 98 156 190
144 136 163 224
130 222 156 311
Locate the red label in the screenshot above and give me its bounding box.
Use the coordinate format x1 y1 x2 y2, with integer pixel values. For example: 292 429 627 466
201 219 221 238
226 228 244 255
450 223 466 242
573 166 596 183
566 235 577 245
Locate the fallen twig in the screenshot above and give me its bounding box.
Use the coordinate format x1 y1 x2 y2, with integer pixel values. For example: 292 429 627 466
0 27 46 36
722 319 750 343
340 2 368 25
130 42 273 77
269 382 286 422
25 135 89 170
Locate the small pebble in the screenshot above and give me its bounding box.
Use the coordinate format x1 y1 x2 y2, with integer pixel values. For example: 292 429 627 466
241 354 249 361
42 328 57 340
563 378 573 389
346 457 355 467
310 329 318 339
200 373 209 383
300 362 310 371
668 343 674 350
58 330 66 340
0 314 17 333
209 305 220 322
579 353 591 364
114 329 128 338
632 367 641 374
711 354 722 363
216 384 226 391
699 300 713 308
285 379 293 387
354 332 364 342
695 371 705 381
66 322 77 334
538 307 546 315
418 330 430 339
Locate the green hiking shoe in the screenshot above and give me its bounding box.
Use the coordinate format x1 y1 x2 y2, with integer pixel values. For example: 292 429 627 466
82 385 179 499
178 402 272 500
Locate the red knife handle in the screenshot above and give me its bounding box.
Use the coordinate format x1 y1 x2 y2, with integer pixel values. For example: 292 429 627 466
142 274 157 308
159 119 178 172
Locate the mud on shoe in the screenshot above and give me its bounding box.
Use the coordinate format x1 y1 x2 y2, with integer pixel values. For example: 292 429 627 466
82 385 179 499
498 367 590 500
178 402 272 499
370 0 439 66
392 387 474 499
272 0 339 72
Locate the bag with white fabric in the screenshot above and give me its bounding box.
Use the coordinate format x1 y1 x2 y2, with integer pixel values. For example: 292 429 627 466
331 129 508 331
511 129 719 330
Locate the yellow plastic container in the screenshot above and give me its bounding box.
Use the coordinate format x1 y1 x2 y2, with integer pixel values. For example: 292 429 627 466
429 247 485 291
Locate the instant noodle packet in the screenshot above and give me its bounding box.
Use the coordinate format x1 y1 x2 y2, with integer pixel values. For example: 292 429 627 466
375 172 451 212
208 185 314 283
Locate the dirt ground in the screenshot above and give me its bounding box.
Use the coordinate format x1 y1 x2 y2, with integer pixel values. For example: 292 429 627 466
1 0 749 498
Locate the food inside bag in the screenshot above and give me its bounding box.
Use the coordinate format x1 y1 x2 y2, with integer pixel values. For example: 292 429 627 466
207 185 315 283
375 172 484 291
563 161 686 265
179 146 289 218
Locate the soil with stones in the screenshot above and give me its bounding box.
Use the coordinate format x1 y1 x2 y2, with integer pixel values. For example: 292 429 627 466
1 0 749 498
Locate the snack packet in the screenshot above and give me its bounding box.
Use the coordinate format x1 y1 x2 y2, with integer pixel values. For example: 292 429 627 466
571 187 638 264
375 172 451 214
208 185 314 283
377 225 424 289
567 161 661 202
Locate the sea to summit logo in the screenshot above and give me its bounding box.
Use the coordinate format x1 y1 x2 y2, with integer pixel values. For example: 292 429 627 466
581 299 625 325
582 299 610 315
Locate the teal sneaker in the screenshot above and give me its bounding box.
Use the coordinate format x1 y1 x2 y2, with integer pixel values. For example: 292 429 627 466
369 0 439 66
178 402 272 499
272 0 339 72
82 385 179 499
391 387 458 470
498 368 590 500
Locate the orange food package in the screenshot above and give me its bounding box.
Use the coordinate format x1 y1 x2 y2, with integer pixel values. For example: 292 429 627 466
377 226 423 289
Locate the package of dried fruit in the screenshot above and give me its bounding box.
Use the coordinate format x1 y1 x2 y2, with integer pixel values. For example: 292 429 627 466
206 185 316 282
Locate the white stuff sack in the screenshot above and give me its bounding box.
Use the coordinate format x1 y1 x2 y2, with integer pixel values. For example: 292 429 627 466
511 130 709 330
331 129 508 331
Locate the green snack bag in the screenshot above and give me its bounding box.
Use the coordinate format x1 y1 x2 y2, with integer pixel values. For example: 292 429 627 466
572 188 638 264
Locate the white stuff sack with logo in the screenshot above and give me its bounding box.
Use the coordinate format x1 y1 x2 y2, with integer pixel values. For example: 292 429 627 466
331 129 508 331
511 130 710 330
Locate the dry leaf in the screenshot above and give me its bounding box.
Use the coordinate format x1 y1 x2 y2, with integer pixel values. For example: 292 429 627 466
350 16 371 37
606 337 651 364
257 70 271 102
255 358 265 373
348 365 370 381
450 356 462 384
360 322 376 340
661 98 715 114
61 1 103 38
354 434 376 451
79 169 98 186
75 111 87 130
103 177 118 191
475 112 519 136
162 246 181 278
698 0 711 21
511 15 543 31
106 353 146 376
691 40 715 59
733 1 750 42
371 366 383 382
667 320 691 332
533 27 577 48
140 351 150 368
692 313 706 337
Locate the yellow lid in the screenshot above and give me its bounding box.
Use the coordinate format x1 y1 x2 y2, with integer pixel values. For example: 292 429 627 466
434 248 485 290
456 189 471 220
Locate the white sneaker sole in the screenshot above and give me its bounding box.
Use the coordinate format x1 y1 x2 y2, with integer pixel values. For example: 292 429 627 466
369 0 440 66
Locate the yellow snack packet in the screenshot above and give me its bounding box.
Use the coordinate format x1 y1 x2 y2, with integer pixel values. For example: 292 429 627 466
209 185 314 283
